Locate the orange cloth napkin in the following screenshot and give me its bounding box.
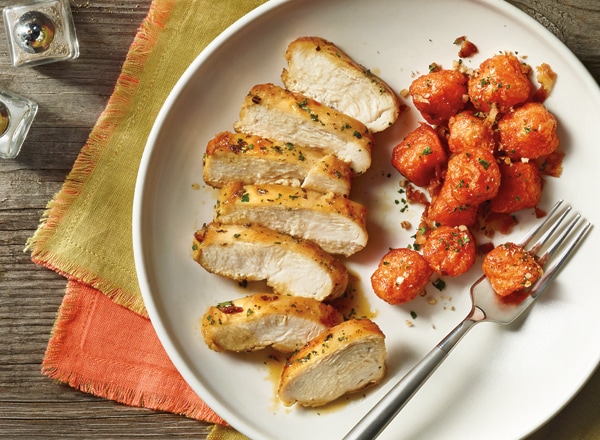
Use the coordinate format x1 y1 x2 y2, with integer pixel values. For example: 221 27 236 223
26 0 599 439
42 280 226 424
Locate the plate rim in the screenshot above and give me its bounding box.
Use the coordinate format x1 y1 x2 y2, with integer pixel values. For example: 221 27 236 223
132 1 600 438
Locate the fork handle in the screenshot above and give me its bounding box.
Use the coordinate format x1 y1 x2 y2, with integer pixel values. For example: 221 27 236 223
342 316 479 440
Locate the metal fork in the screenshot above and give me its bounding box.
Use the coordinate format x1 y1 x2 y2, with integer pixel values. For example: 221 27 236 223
343 200 592 440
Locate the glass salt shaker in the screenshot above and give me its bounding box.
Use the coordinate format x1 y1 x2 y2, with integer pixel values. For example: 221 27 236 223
0 89 38 159
3 0 79 67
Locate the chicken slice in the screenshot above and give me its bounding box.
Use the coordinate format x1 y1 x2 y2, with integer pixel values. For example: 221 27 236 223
214 182 368 257
233 83 373 175
201 293 344 353
192 222 348 301
202 131 352 196
278 318 387 407
282 36 401 133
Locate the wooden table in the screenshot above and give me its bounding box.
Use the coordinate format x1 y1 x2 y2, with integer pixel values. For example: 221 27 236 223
0 1 598 438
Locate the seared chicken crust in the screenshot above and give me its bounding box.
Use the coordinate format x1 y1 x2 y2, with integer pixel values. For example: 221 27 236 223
192 222 348 301
282 36 400 132
203 131 352 196
214 182 368 257
233 83 373 175
201 293 343 353
278 318 386 407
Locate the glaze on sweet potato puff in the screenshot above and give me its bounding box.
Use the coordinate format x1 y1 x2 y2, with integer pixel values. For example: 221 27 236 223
427 180 479 227
468 53 532 112
489 161 542 213
371 248 433 305
498 102 559 160
447 110 496 154
445 147 501 205
482 242 543 296
422 225 476 277
391 123 448 187
409 69 468 125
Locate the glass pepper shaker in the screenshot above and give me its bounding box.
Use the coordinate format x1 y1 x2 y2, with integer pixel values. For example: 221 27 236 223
3 0 79 67
0 89 38 159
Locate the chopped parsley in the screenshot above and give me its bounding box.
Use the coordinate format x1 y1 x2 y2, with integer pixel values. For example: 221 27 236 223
478 158 491 170
432 278 446 291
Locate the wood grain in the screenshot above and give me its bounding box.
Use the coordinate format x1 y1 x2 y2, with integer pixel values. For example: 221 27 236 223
0 1 598 438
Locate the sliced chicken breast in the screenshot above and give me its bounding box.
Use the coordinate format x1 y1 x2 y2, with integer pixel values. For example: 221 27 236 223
214 182 368 257
192 222 348 301
201 293 344 353
303 154 353 197
233 83 374 175
203 131 352 196
282 36 401 133
278 318 387 407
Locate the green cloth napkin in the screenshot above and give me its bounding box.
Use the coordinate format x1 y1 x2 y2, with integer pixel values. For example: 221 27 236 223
28 0 266 316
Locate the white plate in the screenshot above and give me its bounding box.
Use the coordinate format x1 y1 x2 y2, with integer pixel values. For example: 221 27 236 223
133 1 600 439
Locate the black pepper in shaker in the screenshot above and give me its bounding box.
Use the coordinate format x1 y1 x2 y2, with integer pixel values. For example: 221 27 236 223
14 10 56 54
3 0 79 67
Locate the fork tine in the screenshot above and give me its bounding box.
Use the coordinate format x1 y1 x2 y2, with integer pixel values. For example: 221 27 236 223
531 218 592 298
342 202 591 440
536 213 581 265
527 206 572 255
518 200 564 249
